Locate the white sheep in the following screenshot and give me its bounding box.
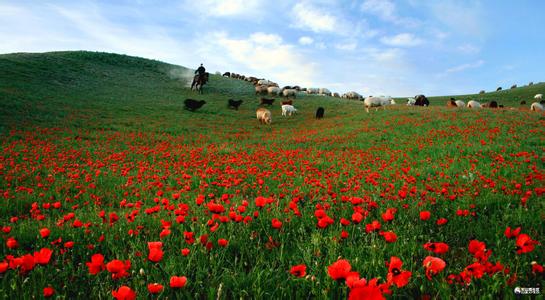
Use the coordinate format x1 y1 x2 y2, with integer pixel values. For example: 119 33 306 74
255 85 267 94
406 97 416 106
455 100 465 108
364 96 396 113
344 91 361 100
467 100 481 109
282 89 297 98
257 79 271 86
267 86 281 95
535 94 543 100
530 102 544 111
306 88 319 94
281 104 298 117
318 88 331 96
256 108 272 124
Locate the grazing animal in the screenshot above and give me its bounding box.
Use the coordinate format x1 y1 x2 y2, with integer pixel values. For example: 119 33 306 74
318 88 331 96
267 86 281 95
496 87 502 91
447 99 457 107
332 92 340 98
281 100 293 106
529 82 534 86
489 101 498 108
344 91 362 100
364 96 396 113
191 72 209 93
184 99 206 111
530 102 544 111
260 98 275 106
407 95 429 106
257 79 272 86
455 100 465 107
316 107 325 119
222 72 231 77
256 108 272 124
255 85 268 95
535 94 543 100
467 100 481 109
510 84 517 89
520 100 526 105
282 89 297 98
306 88 319 94
281 105 298 117
227 99 243 110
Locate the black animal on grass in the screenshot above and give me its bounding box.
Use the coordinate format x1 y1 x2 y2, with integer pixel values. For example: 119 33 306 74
414 95 430 106
489 101 498 108
184 99 206 111
228 99 243 110
260 98 275 106
316 107 324 119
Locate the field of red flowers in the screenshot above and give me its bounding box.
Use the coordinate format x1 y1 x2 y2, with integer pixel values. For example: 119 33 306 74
1 104 544 299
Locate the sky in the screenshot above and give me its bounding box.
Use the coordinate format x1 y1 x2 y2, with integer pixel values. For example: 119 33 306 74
1 0 544 96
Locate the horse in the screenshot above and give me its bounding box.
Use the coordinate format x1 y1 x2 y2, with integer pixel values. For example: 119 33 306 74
191 72 209 93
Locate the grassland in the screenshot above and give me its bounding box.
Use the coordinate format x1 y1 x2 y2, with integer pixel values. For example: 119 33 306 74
0 51 544 299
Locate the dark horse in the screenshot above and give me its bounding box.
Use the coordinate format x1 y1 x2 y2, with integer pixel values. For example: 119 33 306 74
191 72 209 93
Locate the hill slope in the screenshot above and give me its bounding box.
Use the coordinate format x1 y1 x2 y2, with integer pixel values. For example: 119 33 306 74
0 51 357 135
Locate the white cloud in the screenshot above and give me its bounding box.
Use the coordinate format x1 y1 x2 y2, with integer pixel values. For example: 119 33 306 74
196 31 318 87
181 0 264 18
360 0 420 27
298 36 314 45
380 33 422 47
445 60 484 73
429 1 486 37
457 43 480 54
291 2 339 33
335 41 357 51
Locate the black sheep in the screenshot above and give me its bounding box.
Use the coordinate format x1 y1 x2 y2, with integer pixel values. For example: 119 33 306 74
228 99 243 110
184 99 206 111
260 98 275 106
316 107 325 119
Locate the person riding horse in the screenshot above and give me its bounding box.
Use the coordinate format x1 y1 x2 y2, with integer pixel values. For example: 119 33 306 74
191 64 208 92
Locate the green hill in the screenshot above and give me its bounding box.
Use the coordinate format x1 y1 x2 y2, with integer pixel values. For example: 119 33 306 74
0 51 359 136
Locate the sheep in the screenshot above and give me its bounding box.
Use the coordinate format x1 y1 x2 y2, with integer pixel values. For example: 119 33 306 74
256 108 272 125
282 89 297 98
292 85 301 91
184 99 206 111
510 84 517 89
318 88 331 96
227 99 243 110
316 107 324 119
306 88 319 94
222 72 230 77
260 98 275 106
496 87 502 91
364 96 396 113
332 92 340 98
535 94 543 100
281 104 298 117
455 100 465 108
257 79 272 86
255 85 268 95
467 100 481 109
407 95 429 106
344 91 361 100
489 101 498 108
447 99 457 107
267 86 281 95
530 102 544 111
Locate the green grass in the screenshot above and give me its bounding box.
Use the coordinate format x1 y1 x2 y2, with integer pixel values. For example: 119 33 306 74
0 51 544 299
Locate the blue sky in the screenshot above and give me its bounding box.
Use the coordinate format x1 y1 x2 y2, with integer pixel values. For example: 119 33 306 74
1 0 544 96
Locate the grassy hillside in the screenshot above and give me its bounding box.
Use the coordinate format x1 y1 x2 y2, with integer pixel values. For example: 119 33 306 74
0 51 543 299
0 51 357 136
427 83 544 106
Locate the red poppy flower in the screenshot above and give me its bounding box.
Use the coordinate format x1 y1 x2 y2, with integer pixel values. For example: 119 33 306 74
112 286 136 300
6 237 18 249
436 218 448 226
516 234 539 254
147 283 164 294
106 260 131 279
39 228 51 238
379 231 397 243
365 221 381 233
386 256 411 288
43 287 54 298
218 239 228 247
348 285 385 300
504 226 521 239
468 240 490 261
272 218 283 229
381 208 395 222
423 242 449 254
423 256 446 280
34 248 53 265
532 262 544 274
20 254 36 273
181 248 190 256
341 230 349 239
86 253 105 275
419 211 431 221
0 261 8 273
170 276 187 288
290 264 306 277
327 259 351 281
464 262 485 279
148 242 163 263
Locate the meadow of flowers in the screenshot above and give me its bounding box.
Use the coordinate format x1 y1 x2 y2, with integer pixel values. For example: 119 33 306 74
0 52 544 299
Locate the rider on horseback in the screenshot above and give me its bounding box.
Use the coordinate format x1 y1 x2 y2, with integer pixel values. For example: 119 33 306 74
195 64 206 76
